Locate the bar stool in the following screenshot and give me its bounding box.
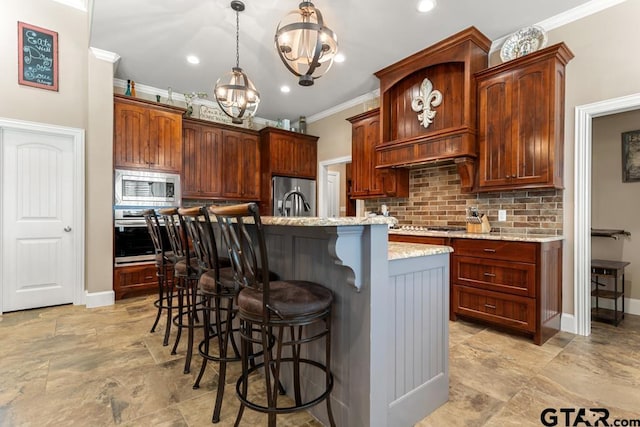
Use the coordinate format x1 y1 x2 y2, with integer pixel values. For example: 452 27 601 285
178 206 239 423
158 207 202 374
143 209 174 346
211 203 336 427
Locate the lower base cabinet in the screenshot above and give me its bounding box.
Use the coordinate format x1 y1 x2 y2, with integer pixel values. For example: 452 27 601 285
114 264 158 300
450 238 563 345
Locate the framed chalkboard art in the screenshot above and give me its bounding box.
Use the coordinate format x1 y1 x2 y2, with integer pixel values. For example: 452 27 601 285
622 130 640 182
18 22 58 91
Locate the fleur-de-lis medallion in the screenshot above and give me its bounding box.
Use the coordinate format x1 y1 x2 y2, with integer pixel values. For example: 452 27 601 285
411 78 443 128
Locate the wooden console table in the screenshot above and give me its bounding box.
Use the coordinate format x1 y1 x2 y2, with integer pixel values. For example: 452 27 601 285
591 259 630 326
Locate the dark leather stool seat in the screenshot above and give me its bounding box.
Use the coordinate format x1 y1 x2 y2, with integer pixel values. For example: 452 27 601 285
238 280 332 320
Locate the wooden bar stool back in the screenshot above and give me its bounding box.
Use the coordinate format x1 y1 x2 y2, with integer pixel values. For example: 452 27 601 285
211 202 336 427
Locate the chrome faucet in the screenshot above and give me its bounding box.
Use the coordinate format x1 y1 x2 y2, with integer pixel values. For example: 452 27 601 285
280 190 311 216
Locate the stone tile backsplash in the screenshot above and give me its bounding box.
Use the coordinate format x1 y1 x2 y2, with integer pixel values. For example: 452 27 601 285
364 164 563 236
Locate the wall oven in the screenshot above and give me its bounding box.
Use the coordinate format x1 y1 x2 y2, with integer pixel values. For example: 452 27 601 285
113 169 180 266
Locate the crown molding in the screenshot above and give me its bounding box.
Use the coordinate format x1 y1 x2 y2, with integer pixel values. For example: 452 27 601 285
490 0 628 55
306 89 380 124
90 47 120 63
112 78 270 126
51 0 88 11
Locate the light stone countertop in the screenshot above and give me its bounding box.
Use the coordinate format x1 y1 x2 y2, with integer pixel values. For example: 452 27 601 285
388 242 453 260
261 216 397 227
388 228 564 243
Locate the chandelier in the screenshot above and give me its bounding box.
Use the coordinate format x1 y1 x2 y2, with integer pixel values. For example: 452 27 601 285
215 0 260 124
275 1 339 86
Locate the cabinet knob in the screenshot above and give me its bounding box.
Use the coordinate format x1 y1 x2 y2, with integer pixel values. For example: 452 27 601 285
483 272 496 278
484 303 496 309
482 248 496 253
505 174 511 178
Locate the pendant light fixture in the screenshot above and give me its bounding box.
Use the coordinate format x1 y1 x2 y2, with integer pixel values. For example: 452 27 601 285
275 2 338 86
215 0 260 124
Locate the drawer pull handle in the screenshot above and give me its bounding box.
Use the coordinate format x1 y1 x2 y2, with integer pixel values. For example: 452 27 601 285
484 304 496 309
483 248 496 253
483 272 496 277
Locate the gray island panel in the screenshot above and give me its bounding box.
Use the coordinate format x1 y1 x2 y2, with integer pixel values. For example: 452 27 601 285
254 221 449 426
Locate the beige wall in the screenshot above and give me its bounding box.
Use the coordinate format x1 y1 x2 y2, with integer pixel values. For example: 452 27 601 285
1 1 114 295
592 110 640 300
308 104 363 162
546 0 640 313
0 1 88 128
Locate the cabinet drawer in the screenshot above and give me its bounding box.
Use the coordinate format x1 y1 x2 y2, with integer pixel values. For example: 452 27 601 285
452 239 537 263
452 285 535 332
452 256 535 297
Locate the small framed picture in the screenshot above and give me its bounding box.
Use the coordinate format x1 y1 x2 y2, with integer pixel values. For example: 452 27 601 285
18 21 58 91
622 130 640 182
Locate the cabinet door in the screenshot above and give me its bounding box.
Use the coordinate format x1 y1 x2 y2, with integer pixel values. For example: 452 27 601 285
295 138 317 178
365 115 385 195
148 109 182 173
269 134 296 176
477 73 513 188
350 122 369 197
182 122 223 198
221 131 260 200
510 61 552 186
114 102 149 169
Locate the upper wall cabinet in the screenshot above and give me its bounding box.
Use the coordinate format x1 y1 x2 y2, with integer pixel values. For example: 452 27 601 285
475 43 574 192
182 117 260 201
374 27 491 191
258 127 318 214
347 108 409 199
113 94 184 173
260 127 318 179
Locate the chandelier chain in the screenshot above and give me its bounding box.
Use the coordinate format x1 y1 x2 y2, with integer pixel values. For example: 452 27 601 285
235 8 240 68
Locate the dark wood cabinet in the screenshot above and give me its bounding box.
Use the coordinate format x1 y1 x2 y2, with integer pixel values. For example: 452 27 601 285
182 119 223 198
114 94 184 173
181 118 260 201
347 108 408 199
450 238 562 345
259 127 318 214
260 127 318 179
113 264 159 300
475 43 573 191
221 130 260 200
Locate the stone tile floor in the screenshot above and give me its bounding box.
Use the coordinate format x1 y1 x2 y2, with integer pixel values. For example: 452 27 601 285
1 295 639 426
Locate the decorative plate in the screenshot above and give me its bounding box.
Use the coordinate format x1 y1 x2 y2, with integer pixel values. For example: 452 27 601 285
500 26 548 62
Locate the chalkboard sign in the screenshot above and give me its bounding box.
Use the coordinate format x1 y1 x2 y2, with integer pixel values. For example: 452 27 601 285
18 22 58 91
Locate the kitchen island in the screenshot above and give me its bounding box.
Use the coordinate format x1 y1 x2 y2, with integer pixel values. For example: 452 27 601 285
254 217 452 427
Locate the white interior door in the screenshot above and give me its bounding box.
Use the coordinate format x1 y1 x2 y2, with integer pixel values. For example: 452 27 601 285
2 128 76 312
327 171 340 218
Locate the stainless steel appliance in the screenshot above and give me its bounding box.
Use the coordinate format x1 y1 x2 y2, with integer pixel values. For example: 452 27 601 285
114 169 181 208
114 169 180 265
272 176 316 217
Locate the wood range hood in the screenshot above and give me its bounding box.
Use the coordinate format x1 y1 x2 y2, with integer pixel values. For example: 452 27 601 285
374 27 491 191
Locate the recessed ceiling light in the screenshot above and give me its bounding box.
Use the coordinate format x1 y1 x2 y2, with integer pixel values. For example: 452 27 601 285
186 55 200 64
280 85 291 93
334 53 345 63
417 0 436 13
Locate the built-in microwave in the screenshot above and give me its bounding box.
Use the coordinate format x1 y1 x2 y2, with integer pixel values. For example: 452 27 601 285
114 169 181 207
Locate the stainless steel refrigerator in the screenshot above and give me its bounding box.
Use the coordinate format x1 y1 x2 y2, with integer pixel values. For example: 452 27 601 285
272 176 316 217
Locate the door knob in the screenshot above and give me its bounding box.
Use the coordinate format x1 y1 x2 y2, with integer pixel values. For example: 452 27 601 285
64 226 72 232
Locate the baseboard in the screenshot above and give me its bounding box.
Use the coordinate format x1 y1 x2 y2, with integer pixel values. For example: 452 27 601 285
591 297 640 316
561 312 577 334
84 290 115 308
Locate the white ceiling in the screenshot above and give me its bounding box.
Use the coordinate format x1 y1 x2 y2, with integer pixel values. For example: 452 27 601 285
89 0 591 122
